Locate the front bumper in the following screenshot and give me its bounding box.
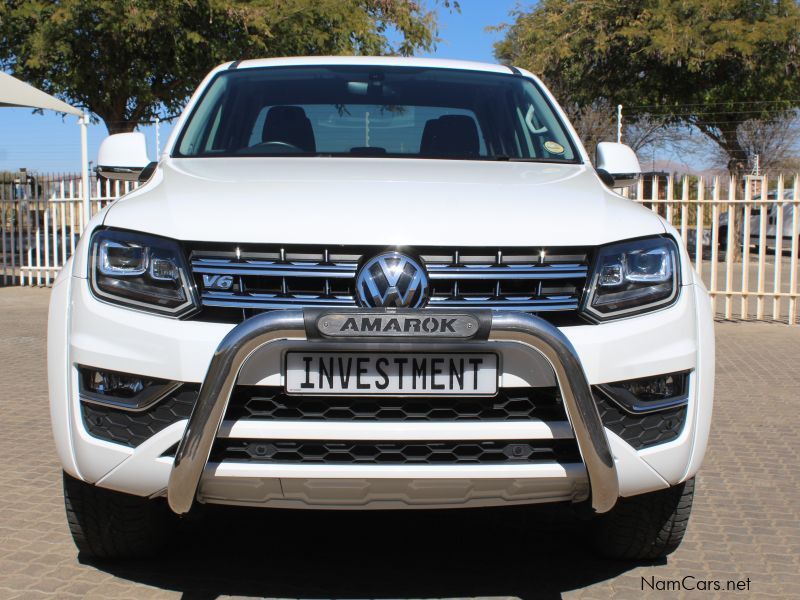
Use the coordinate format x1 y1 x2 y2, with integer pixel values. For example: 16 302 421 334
50 275 713 513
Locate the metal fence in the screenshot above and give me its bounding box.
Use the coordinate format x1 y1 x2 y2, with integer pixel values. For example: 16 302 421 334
1 173 137 286
1 171 798 324
625 173 799 325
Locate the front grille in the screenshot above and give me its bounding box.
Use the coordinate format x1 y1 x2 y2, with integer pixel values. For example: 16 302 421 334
225 385 567 422
210 439 582 465
188 244 590 321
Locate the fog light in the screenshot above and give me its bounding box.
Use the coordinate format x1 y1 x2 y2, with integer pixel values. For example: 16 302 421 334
619 373 685 401
85 369 146 397
78 366 182 411
597 371 690 414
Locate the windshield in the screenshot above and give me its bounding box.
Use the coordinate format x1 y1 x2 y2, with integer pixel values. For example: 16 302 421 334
175 66 579 162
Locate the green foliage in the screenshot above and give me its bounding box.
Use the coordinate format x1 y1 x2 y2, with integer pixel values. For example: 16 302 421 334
495 0 800 171
0 0 450 133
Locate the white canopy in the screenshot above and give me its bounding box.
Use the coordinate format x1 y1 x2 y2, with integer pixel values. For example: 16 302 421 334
0 71 81 115
1 71 89 221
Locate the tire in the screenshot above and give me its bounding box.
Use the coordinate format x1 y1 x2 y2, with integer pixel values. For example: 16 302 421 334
591 478 694 561
62 471 173 559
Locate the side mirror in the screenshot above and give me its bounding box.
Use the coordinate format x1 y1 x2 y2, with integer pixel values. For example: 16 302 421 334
595 142 641 188
96 133 151 181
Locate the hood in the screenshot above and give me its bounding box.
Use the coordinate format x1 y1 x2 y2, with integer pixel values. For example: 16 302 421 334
103 157 665 247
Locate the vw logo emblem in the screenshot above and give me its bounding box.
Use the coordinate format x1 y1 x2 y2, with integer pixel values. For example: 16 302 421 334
355 251 429 308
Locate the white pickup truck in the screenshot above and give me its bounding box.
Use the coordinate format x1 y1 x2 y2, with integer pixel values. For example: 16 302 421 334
48 56 714 561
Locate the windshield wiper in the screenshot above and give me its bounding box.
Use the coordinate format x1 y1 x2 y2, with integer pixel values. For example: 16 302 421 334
489 156 563 163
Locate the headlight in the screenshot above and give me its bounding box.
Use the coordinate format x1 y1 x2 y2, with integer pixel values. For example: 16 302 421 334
89 228 199 318
582 236 680 321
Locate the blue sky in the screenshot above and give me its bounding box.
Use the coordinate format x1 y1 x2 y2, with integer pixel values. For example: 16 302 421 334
0 1 517 173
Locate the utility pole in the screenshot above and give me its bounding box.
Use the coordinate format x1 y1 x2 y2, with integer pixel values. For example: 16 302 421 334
616 104 623 143
155 117 161 158
80 111 91 225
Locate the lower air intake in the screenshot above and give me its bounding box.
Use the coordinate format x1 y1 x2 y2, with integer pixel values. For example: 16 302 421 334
210 439 582 465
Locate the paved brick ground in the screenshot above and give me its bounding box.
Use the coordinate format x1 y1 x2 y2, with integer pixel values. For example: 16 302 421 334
0 286 797 599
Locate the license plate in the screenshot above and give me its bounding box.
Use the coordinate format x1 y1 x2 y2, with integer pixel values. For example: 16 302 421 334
285 352 498 396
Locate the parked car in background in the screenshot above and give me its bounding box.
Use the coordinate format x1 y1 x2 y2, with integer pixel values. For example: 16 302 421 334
688 188 798 256
48 57 714 562
725 188 797 251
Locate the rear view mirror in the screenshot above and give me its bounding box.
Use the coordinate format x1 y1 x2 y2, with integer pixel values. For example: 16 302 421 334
97 133 151 181
596 142 641 188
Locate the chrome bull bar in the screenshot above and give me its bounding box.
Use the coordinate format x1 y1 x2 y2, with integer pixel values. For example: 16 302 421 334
167 309 619 515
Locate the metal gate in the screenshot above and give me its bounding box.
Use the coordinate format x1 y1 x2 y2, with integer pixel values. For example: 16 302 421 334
626 173 799 325
1 173 136 286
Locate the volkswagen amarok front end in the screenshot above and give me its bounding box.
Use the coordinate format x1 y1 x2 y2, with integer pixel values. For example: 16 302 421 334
48 57 714 561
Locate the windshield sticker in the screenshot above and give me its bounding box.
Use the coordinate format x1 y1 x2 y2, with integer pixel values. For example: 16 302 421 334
544 141 565 154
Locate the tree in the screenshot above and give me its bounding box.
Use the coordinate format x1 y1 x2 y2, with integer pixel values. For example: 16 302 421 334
560 99 689 163
0 0 453 134
495 0 800 177
722 112 800 175
561 100 616 160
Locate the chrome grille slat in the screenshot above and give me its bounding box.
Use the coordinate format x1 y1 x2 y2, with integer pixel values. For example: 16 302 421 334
189 245 590 315
192 261 357 278
427 265 586 279
194 263 586 280
428 298 580 311
202 292 356 309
